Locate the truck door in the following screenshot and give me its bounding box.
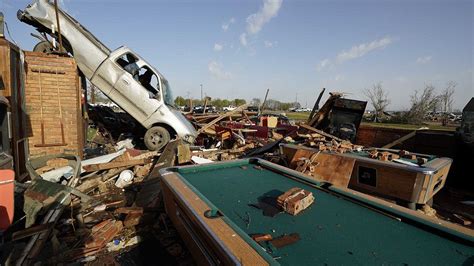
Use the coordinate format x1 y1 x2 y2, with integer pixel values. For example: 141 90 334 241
110 53 162 122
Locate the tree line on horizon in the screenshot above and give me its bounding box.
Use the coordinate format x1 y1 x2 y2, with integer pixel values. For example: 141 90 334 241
174 96 301 111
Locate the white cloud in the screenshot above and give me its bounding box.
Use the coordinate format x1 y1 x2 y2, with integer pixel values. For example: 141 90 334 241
214 43 223 51
264 40 276 48
336 37 393 63
246 0 283 34
222 17 236 32
208 61 232 80
240 33 248 47
239 0 282 47
316 36 394 72
416 56 432 64
316 59 332 72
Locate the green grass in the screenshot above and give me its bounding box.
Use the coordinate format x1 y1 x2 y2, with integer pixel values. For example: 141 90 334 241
268 111 458 132
283 111 456 131
361 122 456 131
286 111 311 121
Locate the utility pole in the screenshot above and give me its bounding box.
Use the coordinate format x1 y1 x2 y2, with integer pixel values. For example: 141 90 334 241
260 88 270 114
53 0 64 53
200 84 203 101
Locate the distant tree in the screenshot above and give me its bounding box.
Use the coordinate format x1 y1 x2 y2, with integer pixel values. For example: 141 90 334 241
222 99 231 107
265 99 280 110
405 84 439 124
280 102 293 111
233 98 247 106
174 96 187 106
251 98 261 107
439 81 456 113
87 83 110 104
363 82 390 122
211 98 223 109
438 81 456 125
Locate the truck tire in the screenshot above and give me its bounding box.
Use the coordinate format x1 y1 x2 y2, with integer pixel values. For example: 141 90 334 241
144 126 170 151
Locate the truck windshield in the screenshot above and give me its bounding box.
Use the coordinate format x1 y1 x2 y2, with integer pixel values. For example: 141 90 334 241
161 79 175 107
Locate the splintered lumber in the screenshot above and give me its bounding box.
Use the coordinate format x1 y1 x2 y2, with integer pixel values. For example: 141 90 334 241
83 158 151 172
198 104 249 134
307 92 342 128
308 88 326 123
299 123 343 142
12 223 54 241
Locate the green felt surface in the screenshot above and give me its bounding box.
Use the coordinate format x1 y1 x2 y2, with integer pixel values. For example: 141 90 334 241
176 160 473 265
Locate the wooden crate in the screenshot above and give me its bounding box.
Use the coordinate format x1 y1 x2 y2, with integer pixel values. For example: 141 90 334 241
23 52 84 157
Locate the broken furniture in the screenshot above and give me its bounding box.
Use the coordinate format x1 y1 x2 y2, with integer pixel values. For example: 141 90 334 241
160 158 472 265
306 93 367 142
0 37 29 180
281 144 451 209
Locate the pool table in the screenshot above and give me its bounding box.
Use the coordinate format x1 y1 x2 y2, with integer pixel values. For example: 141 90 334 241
160 158 473 265
280 144 451 208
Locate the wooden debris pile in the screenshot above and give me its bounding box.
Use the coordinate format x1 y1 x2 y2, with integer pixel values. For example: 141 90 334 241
4 141 195 264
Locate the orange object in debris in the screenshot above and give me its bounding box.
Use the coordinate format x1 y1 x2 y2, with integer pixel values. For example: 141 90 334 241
0 169 15 231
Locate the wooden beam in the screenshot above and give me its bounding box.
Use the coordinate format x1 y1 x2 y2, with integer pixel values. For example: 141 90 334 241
299 123 343 142
12 223 54 241
198 104 248 134
308 88 325 123
83 158 150 172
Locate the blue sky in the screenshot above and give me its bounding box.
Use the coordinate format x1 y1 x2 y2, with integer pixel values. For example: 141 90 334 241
1 0 473 110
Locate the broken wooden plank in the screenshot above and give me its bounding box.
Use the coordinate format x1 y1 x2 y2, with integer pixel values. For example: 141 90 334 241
299 123 343 142
114 207 144 215
12 223 54 241
177 142 191 164
83 158 151 172
198 104 248 134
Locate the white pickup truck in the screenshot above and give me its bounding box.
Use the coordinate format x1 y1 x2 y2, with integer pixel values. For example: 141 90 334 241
18 0 197 150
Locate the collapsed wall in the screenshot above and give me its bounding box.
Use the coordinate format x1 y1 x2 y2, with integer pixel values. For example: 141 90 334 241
24 51 84 157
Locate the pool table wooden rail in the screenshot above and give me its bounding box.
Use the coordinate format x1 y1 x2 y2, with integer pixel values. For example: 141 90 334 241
161 170 274 265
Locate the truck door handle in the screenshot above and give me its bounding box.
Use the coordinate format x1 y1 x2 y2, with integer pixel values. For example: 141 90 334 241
122 79 130 85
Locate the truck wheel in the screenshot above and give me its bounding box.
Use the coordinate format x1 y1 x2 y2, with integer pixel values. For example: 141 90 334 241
144 126 170 151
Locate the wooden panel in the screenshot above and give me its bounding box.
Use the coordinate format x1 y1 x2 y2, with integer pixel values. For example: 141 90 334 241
283 147 355 188
309 153 355 188
23 52 83 157
348 161 421 202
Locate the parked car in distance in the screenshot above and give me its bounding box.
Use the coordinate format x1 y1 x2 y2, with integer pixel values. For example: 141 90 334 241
222 106 236 112
193 105 217 114
295 108 312 112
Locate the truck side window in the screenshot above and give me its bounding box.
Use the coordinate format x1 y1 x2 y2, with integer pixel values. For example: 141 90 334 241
137 66 159 98
116 53 139 76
